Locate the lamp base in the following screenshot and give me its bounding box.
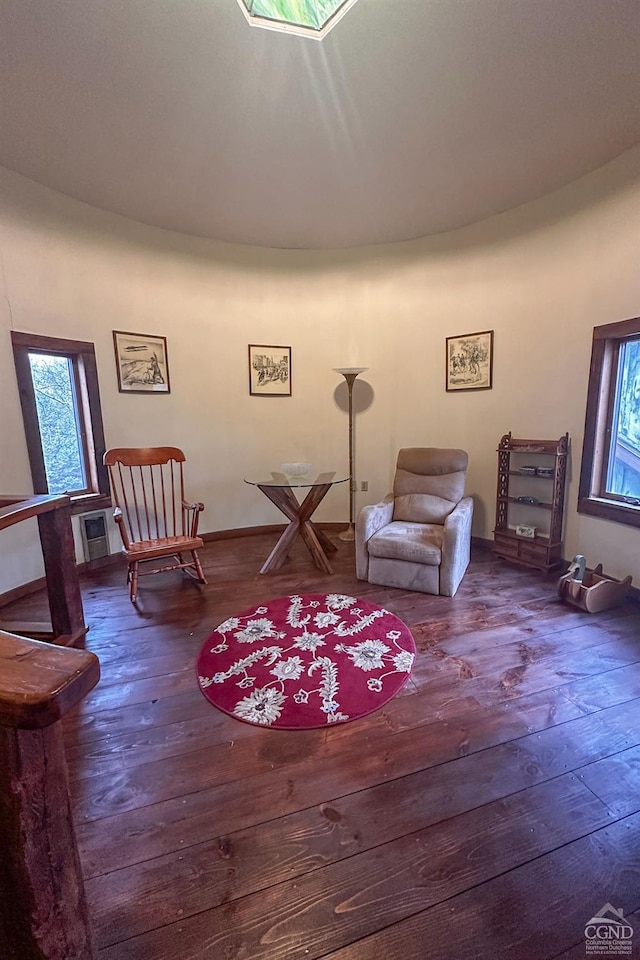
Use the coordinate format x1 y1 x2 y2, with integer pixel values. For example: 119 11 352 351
338 523 356 542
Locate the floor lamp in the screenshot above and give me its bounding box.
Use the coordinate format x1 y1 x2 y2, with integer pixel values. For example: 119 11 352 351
334 367 367 541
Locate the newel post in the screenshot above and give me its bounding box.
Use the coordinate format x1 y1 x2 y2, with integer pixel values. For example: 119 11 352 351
0 631 100 959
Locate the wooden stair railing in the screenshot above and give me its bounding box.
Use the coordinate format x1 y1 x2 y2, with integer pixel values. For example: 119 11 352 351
0 630 100 959
0 494 88 647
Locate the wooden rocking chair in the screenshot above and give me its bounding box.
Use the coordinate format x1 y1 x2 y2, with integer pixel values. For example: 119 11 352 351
104 447 207 602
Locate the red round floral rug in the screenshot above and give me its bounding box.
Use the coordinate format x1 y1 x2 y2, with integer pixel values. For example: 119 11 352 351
196 593 416 729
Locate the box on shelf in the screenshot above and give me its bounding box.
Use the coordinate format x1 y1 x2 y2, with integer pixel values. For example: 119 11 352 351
515 524 536 539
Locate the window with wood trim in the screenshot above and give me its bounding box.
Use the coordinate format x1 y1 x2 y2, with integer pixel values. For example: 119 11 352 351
578 316 640 528
11 332 110 511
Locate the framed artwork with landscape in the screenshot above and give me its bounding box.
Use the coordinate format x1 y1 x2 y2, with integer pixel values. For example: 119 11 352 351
113 331 170 393
446 330 493 392
248 344 292 396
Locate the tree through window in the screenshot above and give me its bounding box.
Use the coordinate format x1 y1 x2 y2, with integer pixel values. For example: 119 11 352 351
607 337 640 499
11 332 109 509
29 353 87 494
579 316 640 528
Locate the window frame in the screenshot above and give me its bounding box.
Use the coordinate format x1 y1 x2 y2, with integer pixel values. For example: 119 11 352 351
11 331 110 514
578 315 640 529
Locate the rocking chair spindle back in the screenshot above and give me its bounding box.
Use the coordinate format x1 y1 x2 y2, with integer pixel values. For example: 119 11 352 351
104 447 207 602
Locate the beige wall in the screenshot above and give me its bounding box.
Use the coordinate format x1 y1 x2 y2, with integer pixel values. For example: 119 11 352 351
1 146 640 593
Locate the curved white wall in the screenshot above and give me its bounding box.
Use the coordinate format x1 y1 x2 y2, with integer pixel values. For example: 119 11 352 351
1 146 640 592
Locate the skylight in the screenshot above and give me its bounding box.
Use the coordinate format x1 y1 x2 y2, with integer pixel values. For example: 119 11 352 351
237 0 359 39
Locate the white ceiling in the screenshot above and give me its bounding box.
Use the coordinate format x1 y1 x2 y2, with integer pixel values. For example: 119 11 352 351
1 0 640 249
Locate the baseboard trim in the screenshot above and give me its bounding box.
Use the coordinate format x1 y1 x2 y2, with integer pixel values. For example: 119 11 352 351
471 536 493 551
0 575 49 608
4 528 636 608
487 536 639 604
202 522 347 542
0 524 347 606
79 553 125 573
0 554 124 608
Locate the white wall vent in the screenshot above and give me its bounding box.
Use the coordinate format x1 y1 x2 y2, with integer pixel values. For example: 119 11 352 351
79 510 109 562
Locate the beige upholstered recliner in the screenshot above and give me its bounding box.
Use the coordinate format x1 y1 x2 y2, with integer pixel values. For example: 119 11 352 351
355 448 473 597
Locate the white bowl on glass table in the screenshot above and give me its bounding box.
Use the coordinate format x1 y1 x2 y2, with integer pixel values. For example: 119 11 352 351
281 462 312 477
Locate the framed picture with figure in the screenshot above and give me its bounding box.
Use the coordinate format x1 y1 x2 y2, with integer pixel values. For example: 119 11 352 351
446 330 493 391
113 331 170 394
248 344 292 396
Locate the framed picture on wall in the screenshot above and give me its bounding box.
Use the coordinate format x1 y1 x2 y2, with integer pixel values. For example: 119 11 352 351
248 344 292 396
113 330 170 393
446 330 493 392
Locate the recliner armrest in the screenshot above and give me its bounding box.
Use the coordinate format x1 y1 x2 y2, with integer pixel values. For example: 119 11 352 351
440 496 474 596
355 494 394 580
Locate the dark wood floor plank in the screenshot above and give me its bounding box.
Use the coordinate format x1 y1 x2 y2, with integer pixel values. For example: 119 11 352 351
560 661 640 714
2 539 639 960
66 710 247 781
433 610 640 659
75 695 640 877
577 743 640 817
69 678 588 821
554 901 640 960
92 775 612 955
84 629 207 668
86 649 199 685
550 944 593 959
410 591 636 648
68 650 640 783
62 689 216 747
317 812 640 960
410 634 640 707
79 668 201 711
65 682 582 783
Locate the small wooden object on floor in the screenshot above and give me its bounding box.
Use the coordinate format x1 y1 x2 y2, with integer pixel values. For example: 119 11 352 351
557 564 632 614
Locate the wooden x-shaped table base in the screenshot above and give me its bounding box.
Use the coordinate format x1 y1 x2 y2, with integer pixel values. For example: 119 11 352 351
256 481 339 574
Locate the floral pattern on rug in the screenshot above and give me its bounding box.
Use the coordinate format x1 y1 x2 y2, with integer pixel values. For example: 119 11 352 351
196 593 416 729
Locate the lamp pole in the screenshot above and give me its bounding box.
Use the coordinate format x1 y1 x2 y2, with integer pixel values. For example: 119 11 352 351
334 367 367 542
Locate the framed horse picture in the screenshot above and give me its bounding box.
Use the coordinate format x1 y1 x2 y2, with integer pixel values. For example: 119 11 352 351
446 330 493 392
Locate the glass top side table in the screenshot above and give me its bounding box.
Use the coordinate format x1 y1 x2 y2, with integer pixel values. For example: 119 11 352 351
244 470 348 574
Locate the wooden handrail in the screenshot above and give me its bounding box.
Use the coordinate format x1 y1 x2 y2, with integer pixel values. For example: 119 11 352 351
0 493 87 647
0 630 100 729
0 493 73 530
0 632 100 959
0 633 100 960
0 496 99 958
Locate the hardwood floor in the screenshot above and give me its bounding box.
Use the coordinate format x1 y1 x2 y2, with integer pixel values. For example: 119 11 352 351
6 535 640 958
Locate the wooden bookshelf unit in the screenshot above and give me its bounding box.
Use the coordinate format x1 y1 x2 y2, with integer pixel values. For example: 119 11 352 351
493 432 569 572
